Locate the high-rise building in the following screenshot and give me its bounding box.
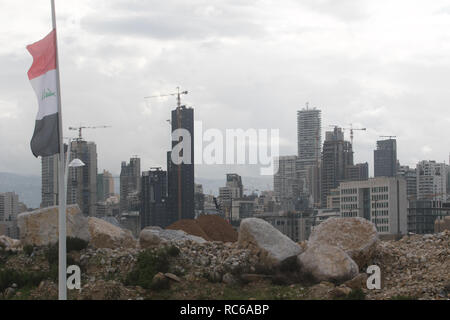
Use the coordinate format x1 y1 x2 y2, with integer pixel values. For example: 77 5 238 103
416 160 447 202
140 168 168 229
297 107 321 196
41 145 67 208
345 162 369 181
120 157 141 213
0 192 20 239
226 174 244 197
0 192 19 221
194 184 205 217
219 174 243 201
274 155 299 211
407 200 450 234
397 165 417 199
306 163 321 207
97 169 114 202
339 177 407 235
321 127 353 207
374 139 397 177
167 106 195 224
218 174 244 220
67 140 98 216
41 154 59 208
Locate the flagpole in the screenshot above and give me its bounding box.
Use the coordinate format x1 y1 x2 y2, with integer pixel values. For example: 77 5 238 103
51 0 67 301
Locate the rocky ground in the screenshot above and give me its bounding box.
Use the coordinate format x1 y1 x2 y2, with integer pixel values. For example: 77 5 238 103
366 231 450 300
0 205 449 300
1 230 448 300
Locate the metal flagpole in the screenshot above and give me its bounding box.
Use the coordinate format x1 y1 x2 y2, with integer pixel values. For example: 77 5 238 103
51 0 67 300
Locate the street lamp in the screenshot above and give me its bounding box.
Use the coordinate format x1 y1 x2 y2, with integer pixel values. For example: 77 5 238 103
59 138 85 300
69 159 85 167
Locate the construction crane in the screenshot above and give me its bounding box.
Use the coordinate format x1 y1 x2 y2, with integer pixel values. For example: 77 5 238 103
68 125 111 140
329 124 366 146
344 124 366 146
380 135 396 140
144 87 188 222
144 87 188 109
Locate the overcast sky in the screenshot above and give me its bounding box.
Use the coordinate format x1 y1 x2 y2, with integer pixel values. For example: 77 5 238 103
1 0 450 182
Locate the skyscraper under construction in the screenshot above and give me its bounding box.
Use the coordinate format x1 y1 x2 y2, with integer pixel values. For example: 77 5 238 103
297 106 322 204
167 105 195 224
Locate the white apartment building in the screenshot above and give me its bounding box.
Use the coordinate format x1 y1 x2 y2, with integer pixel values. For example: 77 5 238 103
0 192 20 239
416 161 448 202
339 177 407 235
0 192 19 221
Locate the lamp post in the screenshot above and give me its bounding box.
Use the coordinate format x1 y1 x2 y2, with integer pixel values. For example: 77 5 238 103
60 139 85 300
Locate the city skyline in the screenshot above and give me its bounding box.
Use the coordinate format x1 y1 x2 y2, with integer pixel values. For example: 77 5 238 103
1 0 450 180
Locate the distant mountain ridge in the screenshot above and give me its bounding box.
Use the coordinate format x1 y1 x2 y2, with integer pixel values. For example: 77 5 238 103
0 172 41 209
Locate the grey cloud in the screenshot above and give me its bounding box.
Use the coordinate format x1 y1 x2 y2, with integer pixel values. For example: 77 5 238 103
299 0 370 21
81 1 266 40
1 0 449 181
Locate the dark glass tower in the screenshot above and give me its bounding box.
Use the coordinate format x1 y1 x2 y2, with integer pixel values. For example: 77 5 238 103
167 106 195 224
321 127 353 207
140 168 168 228
119 157 141 213
374 139 397 177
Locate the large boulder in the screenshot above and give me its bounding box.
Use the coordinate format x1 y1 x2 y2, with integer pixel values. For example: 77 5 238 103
17 205 90 246
139 226 207 249
88 217 136 249
238 218 303 268
308 217 378 268
0 235 21 252
298 243 359 284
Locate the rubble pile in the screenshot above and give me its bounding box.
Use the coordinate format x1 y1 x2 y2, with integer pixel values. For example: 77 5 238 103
166 215 238 243
366 230 450 300
196 215 238 242
0 206 449 300
166 219 212 241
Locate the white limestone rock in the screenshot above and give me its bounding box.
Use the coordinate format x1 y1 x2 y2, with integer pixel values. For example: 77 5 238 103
88 217 136 249
139 226 207 249
308 217 378 268
298 243 359 283
17 205 90 246
238 218 303 268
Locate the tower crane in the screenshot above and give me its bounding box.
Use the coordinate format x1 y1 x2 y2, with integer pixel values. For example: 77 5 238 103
68 125 111 140
144 87 189 222
144 87 188 110
328 124 366 146
344 124 366 146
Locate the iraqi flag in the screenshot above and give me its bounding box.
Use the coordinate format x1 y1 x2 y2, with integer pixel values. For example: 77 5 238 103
27 29 60 157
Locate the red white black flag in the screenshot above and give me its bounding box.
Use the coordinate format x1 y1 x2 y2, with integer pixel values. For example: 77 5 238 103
26 29 60 157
